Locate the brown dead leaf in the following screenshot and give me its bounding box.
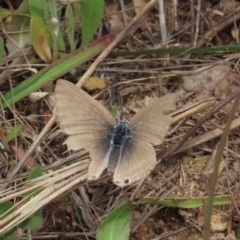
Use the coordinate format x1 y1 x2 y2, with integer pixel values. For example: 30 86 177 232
183 64 239 101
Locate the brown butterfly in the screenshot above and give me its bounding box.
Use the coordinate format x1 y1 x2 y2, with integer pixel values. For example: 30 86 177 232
55 80 179 187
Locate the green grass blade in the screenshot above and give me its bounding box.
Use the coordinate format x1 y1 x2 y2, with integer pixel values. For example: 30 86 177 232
1 32 117 109
140 197 232 208
5 124 24 142
111 44 240 57
0 38 4 66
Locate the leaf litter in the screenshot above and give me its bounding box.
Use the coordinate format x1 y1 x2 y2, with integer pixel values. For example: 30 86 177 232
1 0 240 240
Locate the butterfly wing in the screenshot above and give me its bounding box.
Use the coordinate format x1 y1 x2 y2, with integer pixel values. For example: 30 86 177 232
113 139 155 187
55 80 116 180
129 92 179 145
113 92 179 187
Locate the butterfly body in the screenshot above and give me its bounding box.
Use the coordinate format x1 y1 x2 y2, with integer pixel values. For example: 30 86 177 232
110 122 132 148
55 80 179 187
107 122 132 173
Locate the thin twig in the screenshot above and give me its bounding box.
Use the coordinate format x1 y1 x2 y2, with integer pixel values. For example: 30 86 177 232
76 0 157 87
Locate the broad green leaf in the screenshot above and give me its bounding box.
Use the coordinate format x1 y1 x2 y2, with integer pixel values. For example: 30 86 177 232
29 0 45 19
26 166 43 201
18 216 43 229
66 1 75 51
0 201 13 219
5 124 24 142
28 166 43 180
0 202 16 240
24 167 43 230
30 16 52 63
80 0 103 46
0 227 17 240
97 202 132 240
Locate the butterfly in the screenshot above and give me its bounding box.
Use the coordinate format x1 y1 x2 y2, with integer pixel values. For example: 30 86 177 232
55 80 179 187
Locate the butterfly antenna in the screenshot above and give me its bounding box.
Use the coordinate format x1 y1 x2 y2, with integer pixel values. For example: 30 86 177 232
118 92 124 121
111 74 124 121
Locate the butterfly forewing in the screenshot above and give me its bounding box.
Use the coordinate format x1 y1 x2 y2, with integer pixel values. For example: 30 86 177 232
55 80 116 179
113 139 156 187
129 93 179 145
55 80 116 135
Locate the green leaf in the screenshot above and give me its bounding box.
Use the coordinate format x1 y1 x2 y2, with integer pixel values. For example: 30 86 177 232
18 216 43 229
80 0 103 46
0 227 17 240
0 201 13 219
26 166 43 201
0 202 16 240
30 16 52 63
97 202 133 240
5 124 24 142
29 0 44 18
66 1 75 51
28 166 43 180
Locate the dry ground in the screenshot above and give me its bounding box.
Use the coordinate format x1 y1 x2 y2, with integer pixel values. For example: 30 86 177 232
1 0 240 239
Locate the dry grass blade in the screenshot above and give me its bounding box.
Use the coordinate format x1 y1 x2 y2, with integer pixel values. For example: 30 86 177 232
0 165 88 235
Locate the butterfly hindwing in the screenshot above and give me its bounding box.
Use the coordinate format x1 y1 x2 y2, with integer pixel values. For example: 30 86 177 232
113 138 156 187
